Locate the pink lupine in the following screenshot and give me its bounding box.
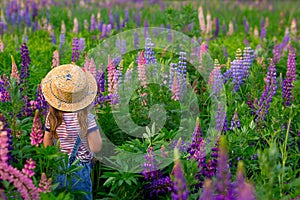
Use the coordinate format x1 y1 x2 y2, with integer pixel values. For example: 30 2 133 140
171 74 180 101
0 130 39 200
73 17 79 34
199 42 209 65
198 6 206 33
38 173 52 193
227 21 234 36
51 50 60 68
137 51 147 88
22 158 36 178
10 55 20 84
84 57 97 77
291 18 298 36
206 11 212 35
107 55 117 95
61 20 66 34
0 40 3 52
30 110 43 147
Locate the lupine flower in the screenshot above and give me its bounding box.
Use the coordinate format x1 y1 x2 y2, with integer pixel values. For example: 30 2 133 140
214 17 219 38
109 12 114 29
35 84 48 115
198 6 206 33
30 110 43 147
135 12 141 27
254 26 259 38
137 51 147 88
199 42 209 65
177 52 187 98
51 50 60 68
230 110 241 130
71 37 80 62
73 17 79 34
211 60 223 97
260 18 266 41
0 39 4 52
90 14 96 31
282 46 296 106
107 56 117 95
38 173 52 193
142 147 158 180
206 11 212 35
144 175 173 198
291 18 298 36
0 125 40 200
256 59 277 121
243 47 255 78
215 137 234 200
10 55 20 84
171 75 180 101
107 24 112 35
244 17 249 34
144 38 157 75
22 158 36 178
170 139 191 153
223 46 228 61
20 43 31 86
200 179 213 200
0 115 12 164
84 19 88 31
61 20 66 34
100 24 107 38
222 22 227 35
59 32 65 49
0 75 10 102
144 20 149 38
236 162 256 200
227 21 234 36
78 38 85 52
171 148 189 200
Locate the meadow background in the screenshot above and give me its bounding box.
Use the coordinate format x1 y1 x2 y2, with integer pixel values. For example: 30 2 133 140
0 0 300 199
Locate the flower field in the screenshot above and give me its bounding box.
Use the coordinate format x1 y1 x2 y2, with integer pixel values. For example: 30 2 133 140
0 0 300 199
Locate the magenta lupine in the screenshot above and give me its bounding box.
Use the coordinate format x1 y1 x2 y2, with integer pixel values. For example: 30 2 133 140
256 59 277 121
20 43 31 85
282 46 296 106
51 50 59 68
199 42 209 65
71 37 80 62
0 124 40 200
171 75 180 101
38 173 52 193
30 110 43 147
10 55 20 84
171 148 189 200
22 158 36 178
138 51 147 88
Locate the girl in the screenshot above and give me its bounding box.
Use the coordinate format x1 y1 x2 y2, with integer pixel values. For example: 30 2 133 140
41 64 102 200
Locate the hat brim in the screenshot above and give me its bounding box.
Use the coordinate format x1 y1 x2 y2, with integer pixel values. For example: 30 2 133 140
41 67 97 112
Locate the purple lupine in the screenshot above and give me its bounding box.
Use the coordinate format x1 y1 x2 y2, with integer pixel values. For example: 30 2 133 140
243 47 255 79
35 84 48 115
142 147 158 180
135 12 141 27
59 32 65 49
200 179 213 200
120 39 126 55
256 59 277 121
0 75 10 102
215 137 234 200
230 110 241 130
281 32 290 51
71 37 80 62
223 46 228 61
90 14 96 31
167 24 172 42
244 17 249 34
144 38 157 65
100 24 107 38
134 31 139 49
230 60 243 92
106 24 112 35
95 70 108 108
144 176 173 198
260 18 266 41
20 43 31 86
109 12 114 29
115 12 120 31
177 52 187 99
222 22 227 35
211 60 223 97
171 148 189 200
282 46 296 106
272 44 281 64
51 32 56 45
214 17 219 38
79 37 85 53
121 9 129 28
169 139 191 153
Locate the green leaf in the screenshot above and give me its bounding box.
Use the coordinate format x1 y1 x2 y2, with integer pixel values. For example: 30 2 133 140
103 177 115 187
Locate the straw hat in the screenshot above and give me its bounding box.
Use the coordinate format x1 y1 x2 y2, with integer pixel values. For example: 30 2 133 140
41 64 97 112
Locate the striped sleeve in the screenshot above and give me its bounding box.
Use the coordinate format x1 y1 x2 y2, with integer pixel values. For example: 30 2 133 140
87 114 99 134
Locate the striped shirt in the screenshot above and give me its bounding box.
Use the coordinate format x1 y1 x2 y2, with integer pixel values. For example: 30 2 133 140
45 112 99 163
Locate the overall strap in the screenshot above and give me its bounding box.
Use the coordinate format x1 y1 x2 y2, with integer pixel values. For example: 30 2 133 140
68 115 93 165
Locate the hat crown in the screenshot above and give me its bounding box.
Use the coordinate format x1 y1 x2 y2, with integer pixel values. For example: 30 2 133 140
51 65 88 104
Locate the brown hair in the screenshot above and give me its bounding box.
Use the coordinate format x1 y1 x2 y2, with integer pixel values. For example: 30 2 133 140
48 105 90 139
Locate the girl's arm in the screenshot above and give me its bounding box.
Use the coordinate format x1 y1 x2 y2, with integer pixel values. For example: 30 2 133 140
43 131 54 147
87 129 102 153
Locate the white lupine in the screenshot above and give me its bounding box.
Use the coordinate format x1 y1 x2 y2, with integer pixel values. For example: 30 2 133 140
227 21 234 36
206 11 212 35
73 17 79 34
198 6 206 33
